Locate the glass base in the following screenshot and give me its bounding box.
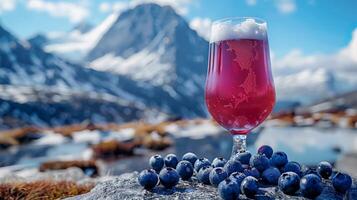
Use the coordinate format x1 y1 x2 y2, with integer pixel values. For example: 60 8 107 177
231 134 247 157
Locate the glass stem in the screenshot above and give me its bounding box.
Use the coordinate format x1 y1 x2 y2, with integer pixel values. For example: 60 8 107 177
231 134 247 157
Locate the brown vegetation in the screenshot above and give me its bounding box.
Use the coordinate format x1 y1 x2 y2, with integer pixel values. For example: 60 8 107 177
0 118 213 152
271 110 357 128
0 127 42 149
39 160 99 177
0 180 93 200
91 140 137 159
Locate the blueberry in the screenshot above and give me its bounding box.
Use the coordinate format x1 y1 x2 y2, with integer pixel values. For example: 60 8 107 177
283 161 301 176
218 178 240 200
262 167 281 185
159 167 180 188
194 158 211 172
149 154 164 172
332 172 352 193
209 167 228 187
317 161 333 179
234 151 252 165
250 154 270 172
241 176 259 199
197 166 213 184
229 172 247 187
182 152 198 166
278 172 300 195
138 169 159 190
212 157 227 168
270 151 288 168
243 167 260 179
300 174 323 198
224 159 243 175
164 154 179 168
258 145 273 158
176 160 194 180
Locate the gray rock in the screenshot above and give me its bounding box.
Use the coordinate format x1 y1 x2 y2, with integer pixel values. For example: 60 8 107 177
65 172 357 200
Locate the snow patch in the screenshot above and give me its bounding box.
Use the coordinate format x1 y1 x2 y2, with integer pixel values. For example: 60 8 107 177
166 121 223 139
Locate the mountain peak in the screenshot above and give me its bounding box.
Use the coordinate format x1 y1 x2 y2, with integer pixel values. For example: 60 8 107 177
87 2 186 60
28 34 48 48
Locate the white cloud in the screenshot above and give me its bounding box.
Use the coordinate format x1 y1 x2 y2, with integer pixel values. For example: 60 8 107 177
245 0 296 14
189 17 212 41
98 0 193 15
0 0 17 13
246 0 257 6
272 28 357 102
275 0 296 14
26 0 90 23
99 2 128 13
133 0 193 15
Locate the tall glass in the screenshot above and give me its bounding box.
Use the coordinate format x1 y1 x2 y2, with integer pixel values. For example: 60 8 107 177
205 17 275 156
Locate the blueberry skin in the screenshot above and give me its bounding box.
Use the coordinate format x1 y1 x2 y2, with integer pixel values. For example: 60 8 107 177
241 176 259 199
250 154 270 172
270 151 288 168
317 161 333 179
234 151 252 165
138 169 159 190
300 174 323 198
164 154 179 168
176 160 194 180
209 167 228 187
159 167 180 189
278 172 300 195
262 167 281 185
224 159 243 175
149 154 164 172
194 158 211 172
229 172 247 187
332 172 352 193
243 167 260 179
182 152 198 166
197 166 213 184
212 157 227 168
218 178 240 200
283 161 301 176
258 145 274 158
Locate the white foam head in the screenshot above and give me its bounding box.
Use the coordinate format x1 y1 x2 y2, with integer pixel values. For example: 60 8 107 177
210 18 267 42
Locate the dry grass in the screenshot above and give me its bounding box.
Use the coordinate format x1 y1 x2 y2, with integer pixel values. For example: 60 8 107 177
52 122 100 137
39 160 99 177
91 140 137 159
0 127 42 149
0 180 93 200
0 118 214 151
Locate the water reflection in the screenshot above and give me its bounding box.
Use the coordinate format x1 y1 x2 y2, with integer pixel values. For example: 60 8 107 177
254 127 357 165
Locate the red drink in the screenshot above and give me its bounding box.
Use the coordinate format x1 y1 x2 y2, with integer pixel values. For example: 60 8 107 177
205 39 275 135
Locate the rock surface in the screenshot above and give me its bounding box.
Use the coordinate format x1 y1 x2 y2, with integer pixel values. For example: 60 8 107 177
67 172 357 200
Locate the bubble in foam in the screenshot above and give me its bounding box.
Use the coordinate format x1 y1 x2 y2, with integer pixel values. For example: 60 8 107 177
210 18 267 42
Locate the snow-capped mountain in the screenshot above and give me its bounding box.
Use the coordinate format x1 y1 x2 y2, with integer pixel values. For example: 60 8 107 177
30 12 119 62
87 4 208 117
88 4 208 86
0 23 171 128
0 7 209 129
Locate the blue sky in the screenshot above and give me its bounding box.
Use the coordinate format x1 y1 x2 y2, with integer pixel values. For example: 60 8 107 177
0 0 356 57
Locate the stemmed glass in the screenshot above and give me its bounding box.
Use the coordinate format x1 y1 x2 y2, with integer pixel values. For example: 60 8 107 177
205 17 275 156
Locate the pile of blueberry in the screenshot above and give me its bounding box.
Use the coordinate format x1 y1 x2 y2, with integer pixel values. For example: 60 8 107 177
138 145 353 199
